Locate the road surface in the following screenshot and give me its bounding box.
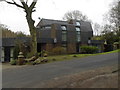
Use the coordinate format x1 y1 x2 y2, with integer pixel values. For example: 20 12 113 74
2 52 118 88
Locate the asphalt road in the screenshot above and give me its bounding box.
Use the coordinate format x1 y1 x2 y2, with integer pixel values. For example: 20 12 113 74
2 52 118 88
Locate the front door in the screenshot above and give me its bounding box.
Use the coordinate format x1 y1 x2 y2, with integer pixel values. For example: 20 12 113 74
4 47 10 62
76 43 80 53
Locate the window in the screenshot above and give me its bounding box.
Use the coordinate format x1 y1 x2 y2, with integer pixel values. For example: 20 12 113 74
41 26 51 30
76 27 80 31
76 21 81 26
62 44 67 51
45 26 51 29
62 31 67 41
61 25 67 30
77 34 80 42
76 31 80 34
76 27 81 42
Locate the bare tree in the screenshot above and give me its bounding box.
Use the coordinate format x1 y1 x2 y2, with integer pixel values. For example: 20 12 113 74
93 23 101 36
63 10 89 22
1 0 38 56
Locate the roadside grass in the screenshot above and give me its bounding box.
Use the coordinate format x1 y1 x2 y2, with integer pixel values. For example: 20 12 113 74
8 49 119 65
39 49 120 64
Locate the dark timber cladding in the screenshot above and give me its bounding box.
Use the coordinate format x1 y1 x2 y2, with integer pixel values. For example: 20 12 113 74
36 19 93 53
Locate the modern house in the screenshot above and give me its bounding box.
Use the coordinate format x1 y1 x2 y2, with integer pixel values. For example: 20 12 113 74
0 19 104 62
36 19 93 53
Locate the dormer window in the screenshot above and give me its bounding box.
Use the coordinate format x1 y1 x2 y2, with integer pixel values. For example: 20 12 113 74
41 26 51 30
76 21 80 26
45 26 51 29
61 25 67 30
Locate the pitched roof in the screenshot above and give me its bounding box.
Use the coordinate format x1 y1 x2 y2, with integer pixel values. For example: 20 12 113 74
36 19 68 27
2 37 54 47
2 37 31 47
36 18 93 31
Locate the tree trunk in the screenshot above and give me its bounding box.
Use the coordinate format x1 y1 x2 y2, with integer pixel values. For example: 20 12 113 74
26 12 37 56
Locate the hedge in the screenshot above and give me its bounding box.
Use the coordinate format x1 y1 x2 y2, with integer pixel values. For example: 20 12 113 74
80 46 99 54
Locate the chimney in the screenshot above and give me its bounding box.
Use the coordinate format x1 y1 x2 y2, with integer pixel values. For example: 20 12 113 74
68 19 74 24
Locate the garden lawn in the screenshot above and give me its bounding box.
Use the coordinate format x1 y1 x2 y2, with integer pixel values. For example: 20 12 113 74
39 49 120 64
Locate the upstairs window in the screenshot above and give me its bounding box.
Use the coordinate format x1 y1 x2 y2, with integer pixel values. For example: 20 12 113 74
76 27 80 31
44 26 51 29
41 26 51 30
76 21 81 26
76 27 81 42
61 25 67 30
62 31 67 41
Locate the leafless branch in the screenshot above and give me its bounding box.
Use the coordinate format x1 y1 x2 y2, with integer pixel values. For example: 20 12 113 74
20 0 28 10
26 0 28 4
5 0 24 9
29 0 38 10
32 9 36 12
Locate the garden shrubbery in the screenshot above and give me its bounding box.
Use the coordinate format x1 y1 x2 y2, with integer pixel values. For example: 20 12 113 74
10 60 16 65
80 46 99 54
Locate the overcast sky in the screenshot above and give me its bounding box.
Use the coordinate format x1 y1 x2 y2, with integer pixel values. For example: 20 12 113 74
0 0 114 34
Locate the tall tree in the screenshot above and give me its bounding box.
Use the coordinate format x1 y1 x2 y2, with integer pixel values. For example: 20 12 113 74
101 0 120 43
1 0 38 55
93 23 101 36
0 24 16 38
63 10 90 22
109 0 120 28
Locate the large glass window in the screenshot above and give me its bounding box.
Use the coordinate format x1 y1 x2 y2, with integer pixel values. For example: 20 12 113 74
76 27 81 42
76 21 81 26
76 27 80 31
62 44 67 51
41 26 51 30
76 34 80 42
45 26 51 29
61 25 67 30
62 31 67 41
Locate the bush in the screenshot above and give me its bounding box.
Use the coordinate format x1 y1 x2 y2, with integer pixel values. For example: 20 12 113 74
80 46 99 54
52 46 67 55
10 60 16 65
52 58 56 61
73 55 77 57
13 45 20 60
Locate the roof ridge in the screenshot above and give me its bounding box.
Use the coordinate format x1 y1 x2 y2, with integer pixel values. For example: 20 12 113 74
41 18 67 22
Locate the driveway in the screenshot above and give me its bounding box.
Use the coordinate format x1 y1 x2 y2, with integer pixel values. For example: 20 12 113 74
2 52 118 88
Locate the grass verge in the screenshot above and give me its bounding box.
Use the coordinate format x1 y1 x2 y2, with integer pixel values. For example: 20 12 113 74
39 49 120 64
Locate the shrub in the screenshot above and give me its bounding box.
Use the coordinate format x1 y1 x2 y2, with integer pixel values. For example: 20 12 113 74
10 60 16 65
80 46 99 54
73 55 77 57
52 46 67 55
13 45 20 60
52 58 56 61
